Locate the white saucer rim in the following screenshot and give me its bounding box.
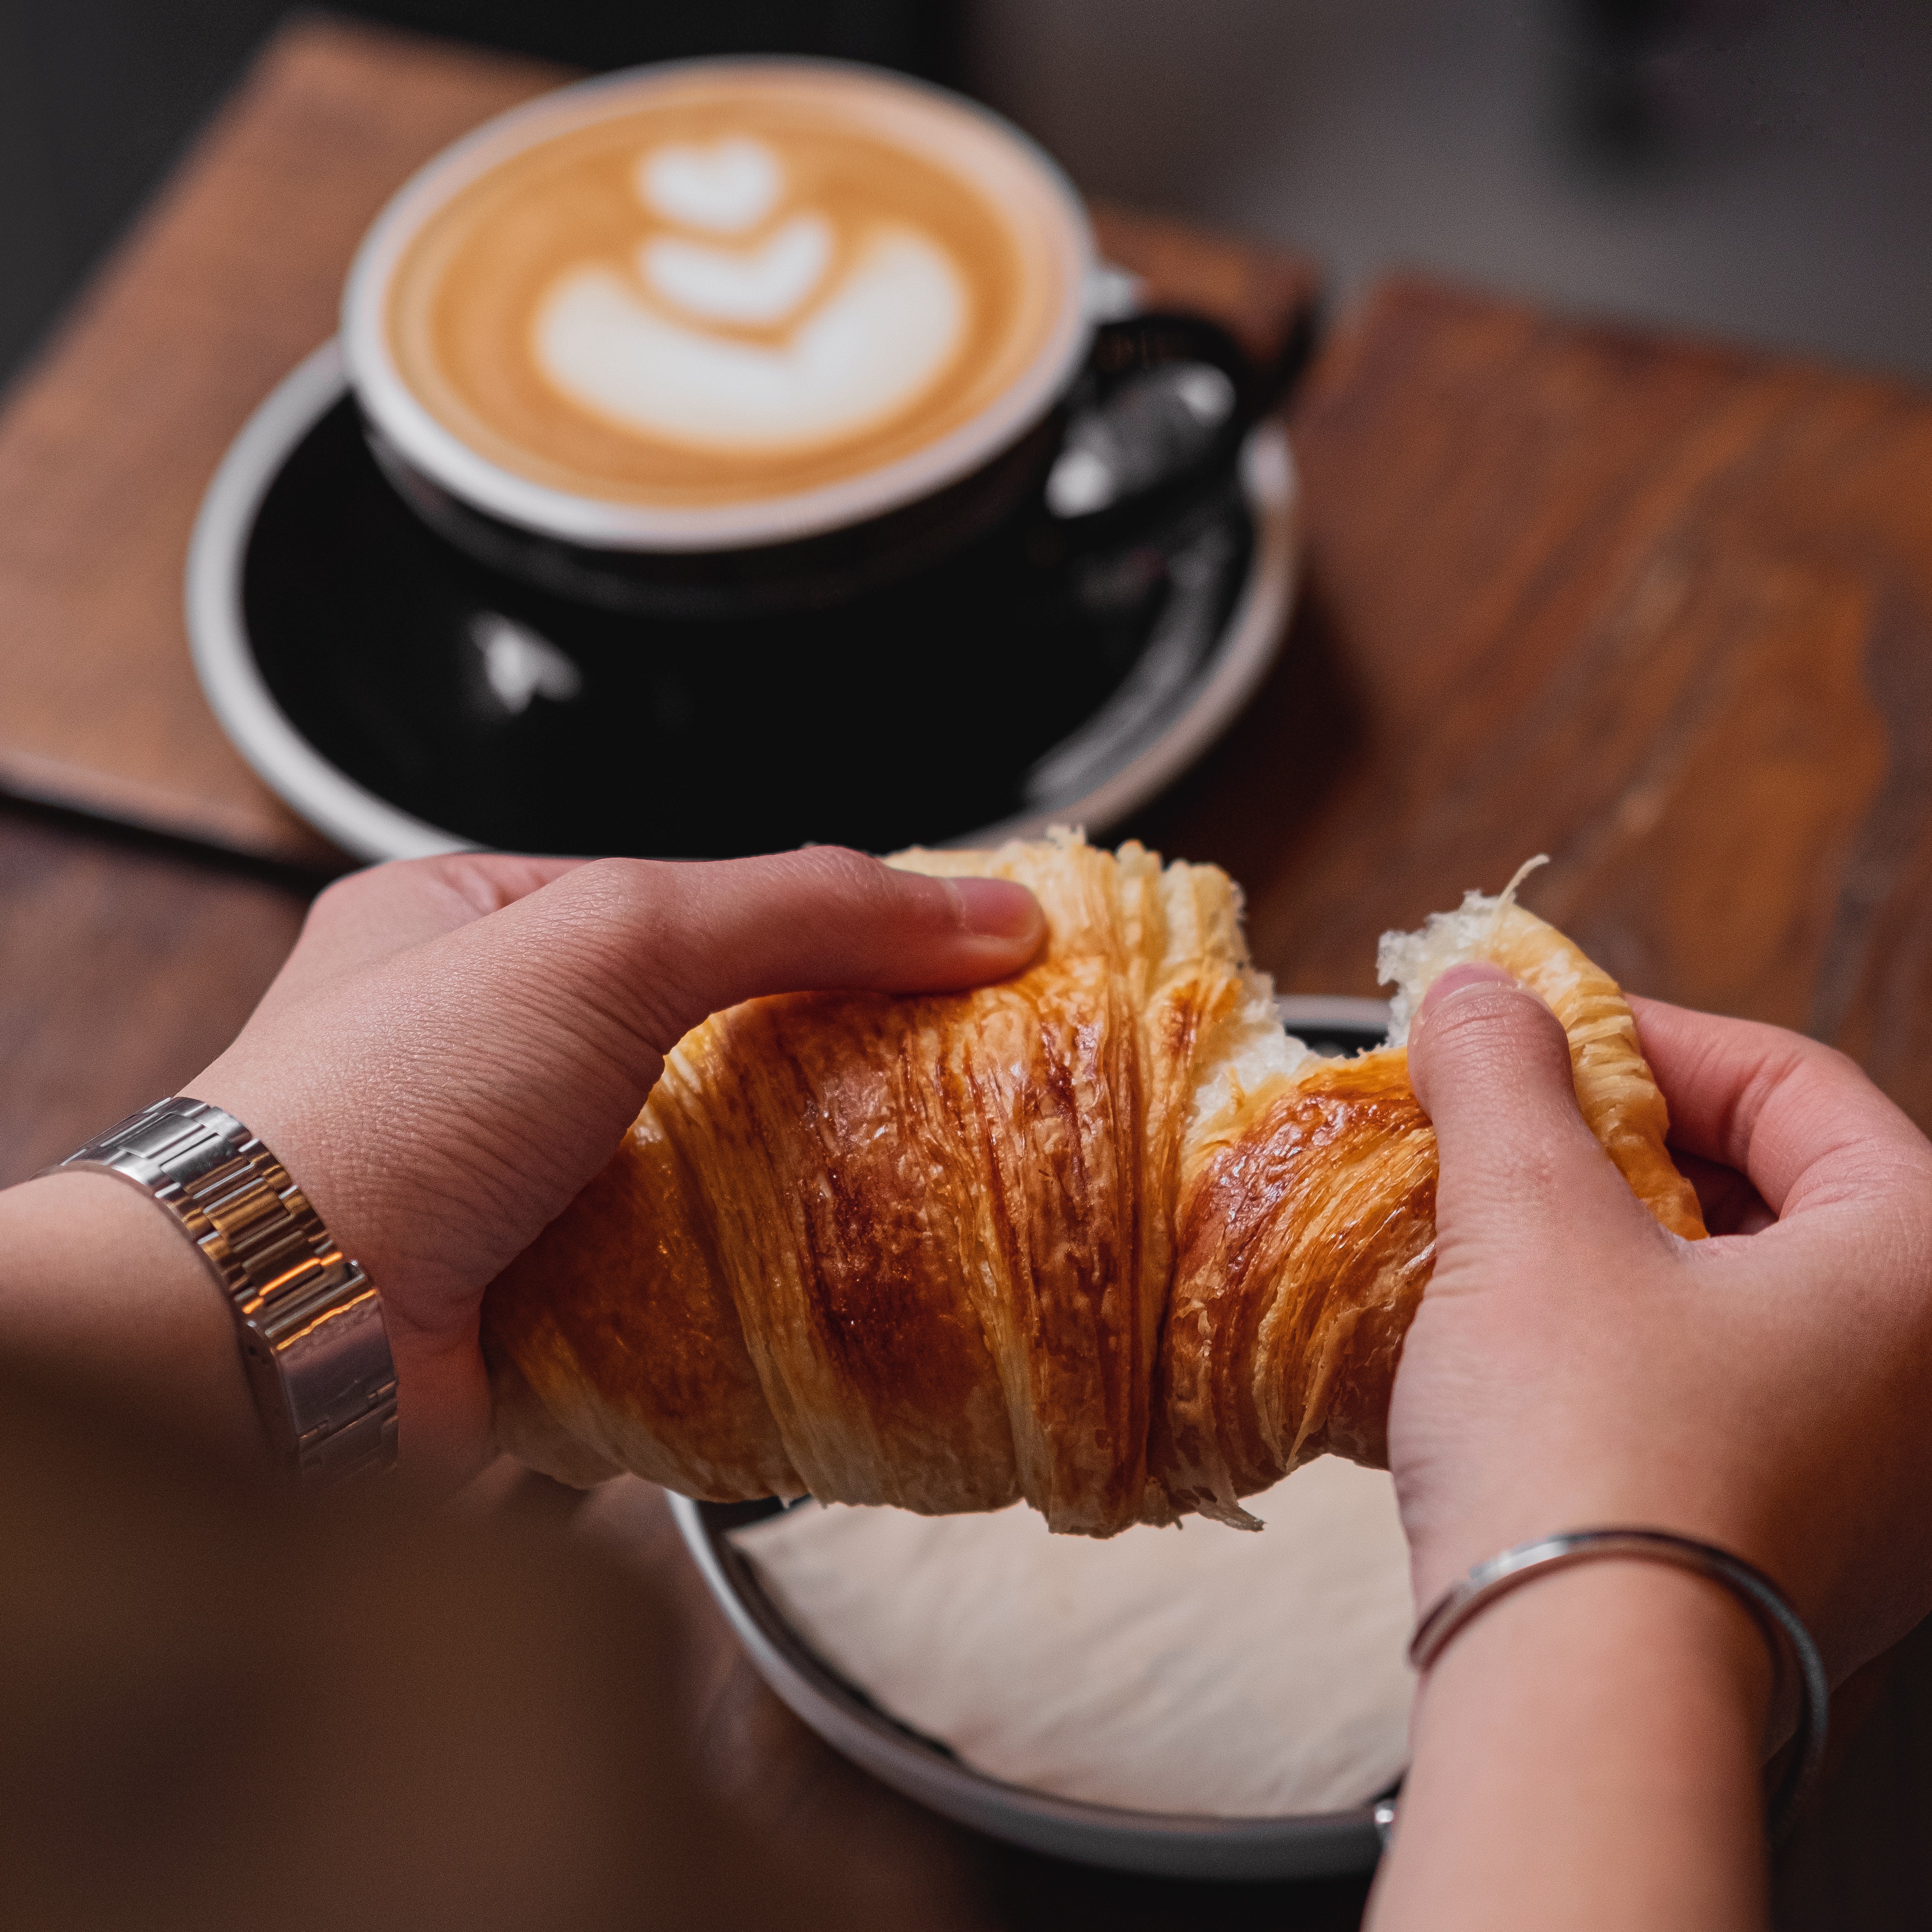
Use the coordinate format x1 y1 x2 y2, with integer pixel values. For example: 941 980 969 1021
186 340 1299 866
186 338 481 863
943 421 1298 849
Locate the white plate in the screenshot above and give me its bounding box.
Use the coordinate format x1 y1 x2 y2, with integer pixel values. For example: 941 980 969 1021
670 996 1396 1882
673 1494 1392 1882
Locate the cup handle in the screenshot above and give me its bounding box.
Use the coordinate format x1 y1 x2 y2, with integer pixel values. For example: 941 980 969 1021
1028 306 1314 565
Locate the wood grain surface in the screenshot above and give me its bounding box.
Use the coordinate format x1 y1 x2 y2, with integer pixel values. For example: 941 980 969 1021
7 791 1930 1929
0 20 567 868
1147 276 1932 1132
0 807 307 1182
0 14 1317 871
7 15 1932 1928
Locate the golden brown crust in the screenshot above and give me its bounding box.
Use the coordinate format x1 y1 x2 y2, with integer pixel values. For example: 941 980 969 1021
1483 902 1705 1241
481 835 1705 1533
1153 1050 1438 1527
483 1106 801 1501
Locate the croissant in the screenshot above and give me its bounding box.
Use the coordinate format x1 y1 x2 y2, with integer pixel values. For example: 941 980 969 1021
482 833 1704 1534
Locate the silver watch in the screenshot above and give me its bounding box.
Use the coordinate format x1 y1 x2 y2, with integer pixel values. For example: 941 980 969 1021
48 1097 398 1481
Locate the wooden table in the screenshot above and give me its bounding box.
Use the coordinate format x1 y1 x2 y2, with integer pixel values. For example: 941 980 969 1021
6 14 1932 1929
0 16 1314 872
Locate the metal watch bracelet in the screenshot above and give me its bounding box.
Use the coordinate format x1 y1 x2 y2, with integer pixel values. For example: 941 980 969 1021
46 1096 398 1482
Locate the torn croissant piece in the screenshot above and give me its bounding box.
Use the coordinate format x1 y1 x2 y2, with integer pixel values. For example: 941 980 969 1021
482 834 1704 1534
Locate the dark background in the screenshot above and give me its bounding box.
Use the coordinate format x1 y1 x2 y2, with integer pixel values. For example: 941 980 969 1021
5 1 1932 395
0 0 960 388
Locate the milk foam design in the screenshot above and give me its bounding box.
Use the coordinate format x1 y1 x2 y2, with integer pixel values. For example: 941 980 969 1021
640 137 782 233
534 134 968 455
643 215 833 326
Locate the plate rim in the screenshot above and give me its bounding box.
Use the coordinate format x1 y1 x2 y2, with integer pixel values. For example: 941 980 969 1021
186 339 1299 865
186 338 472 863
1276 994 1393 1035
670 1491 1389 1882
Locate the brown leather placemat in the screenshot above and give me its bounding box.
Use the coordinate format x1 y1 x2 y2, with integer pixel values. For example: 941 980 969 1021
0 15 1319 870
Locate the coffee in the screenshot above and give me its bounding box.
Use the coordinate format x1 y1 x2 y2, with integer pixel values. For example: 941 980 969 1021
355 63 1091 541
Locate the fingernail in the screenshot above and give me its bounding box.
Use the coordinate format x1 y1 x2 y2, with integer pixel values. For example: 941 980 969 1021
1416 960 1519 1027
948 877 1045 945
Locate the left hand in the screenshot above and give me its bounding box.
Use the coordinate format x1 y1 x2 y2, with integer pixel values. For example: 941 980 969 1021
187 848 1043 1481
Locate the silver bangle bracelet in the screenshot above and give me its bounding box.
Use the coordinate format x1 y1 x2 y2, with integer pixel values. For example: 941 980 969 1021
1408 1528 1830 1846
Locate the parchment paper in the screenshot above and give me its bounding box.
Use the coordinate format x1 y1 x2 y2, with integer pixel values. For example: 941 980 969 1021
729 1455 1414 1817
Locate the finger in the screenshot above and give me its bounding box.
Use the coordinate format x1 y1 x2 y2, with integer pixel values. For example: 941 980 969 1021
1629 996 1932 1218
513 846 1044 1051
1668 1149 1777 1236
1409 962 1652 1268
265 854 588 1005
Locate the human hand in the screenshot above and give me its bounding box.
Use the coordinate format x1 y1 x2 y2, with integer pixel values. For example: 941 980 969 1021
1391 966 1932 1681
186 850 1043 1483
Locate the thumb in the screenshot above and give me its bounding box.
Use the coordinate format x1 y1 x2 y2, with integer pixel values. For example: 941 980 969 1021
520 846 1046 1053
262 854 589 1006
1408 962 1643 1266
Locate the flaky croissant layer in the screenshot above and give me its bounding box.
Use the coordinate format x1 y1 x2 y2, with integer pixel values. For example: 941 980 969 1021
483 834 1704 1534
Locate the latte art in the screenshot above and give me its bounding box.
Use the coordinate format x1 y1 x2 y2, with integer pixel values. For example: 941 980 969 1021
535 134 970 453
643 213 834 327
364 65 1089 528
640 134 783 232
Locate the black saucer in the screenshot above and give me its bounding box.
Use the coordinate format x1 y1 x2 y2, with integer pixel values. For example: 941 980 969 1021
188 344 1297 861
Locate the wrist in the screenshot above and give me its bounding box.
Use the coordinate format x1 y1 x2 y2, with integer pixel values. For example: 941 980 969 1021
182 1061 394 1292
1417 1555 1774 1746
42 1098 412 1485
180 1071 489 1482
1401 1461 1777 1618
1372 1560 1772 1932
0 1172 262 1462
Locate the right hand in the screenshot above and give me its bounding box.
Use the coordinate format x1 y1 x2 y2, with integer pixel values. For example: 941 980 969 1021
1392 965 1932 1681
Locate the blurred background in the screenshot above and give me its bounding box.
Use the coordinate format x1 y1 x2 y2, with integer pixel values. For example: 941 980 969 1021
5 0 1932 391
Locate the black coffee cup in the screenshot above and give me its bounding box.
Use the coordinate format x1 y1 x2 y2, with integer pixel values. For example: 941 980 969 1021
341 60 1298 624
